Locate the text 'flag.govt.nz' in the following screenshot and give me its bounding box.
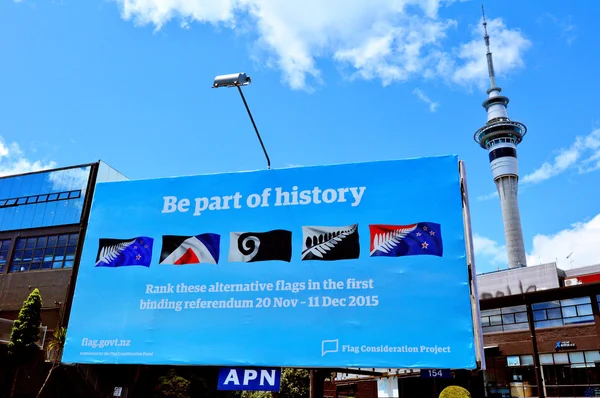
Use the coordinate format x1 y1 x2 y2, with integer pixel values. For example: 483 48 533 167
369 222 443 257
160 234 220 265
95 237 154 267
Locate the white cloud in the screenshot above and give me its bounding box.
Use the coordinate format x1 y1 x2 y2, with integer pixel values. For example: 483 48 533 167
526 213 600 270
412 88 439 112
522 129 600 184
113 0 531 90
476 191 498 202
0 138 56 177
475 213 600 272
538 13 577 46
451 17 531 88
473 233 507 267
47 167 90 192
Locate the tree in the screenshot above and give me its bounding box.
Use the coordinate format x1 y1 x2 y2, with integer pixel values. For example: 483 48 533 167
154 369 191 398
239 368 310 398
276 368 310 398
36 327 67 398
439 385 471 398
8 288 43 398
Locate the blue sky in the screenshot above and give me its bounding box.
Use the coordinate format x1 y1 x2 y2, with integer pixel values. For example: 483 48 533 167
1 0 599 274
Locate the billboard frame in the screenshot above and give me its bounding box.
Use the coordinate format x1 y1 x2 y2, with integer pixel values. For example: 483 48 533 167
62 156 482 372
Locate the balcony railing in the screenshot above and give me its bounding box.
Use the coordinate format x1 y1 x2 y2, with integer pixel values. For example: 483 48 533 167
0 317 47 348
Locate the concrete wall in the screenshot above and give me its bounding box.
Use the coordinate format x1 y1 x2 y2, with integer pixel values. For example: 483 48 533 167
0 268 72 311
477 262 562 300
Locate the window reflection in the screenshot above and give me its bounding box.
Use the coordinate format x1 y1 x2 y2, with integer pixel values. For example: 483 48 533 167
533 297 594 329
482 305 529 333
10 233 79 272
0 166 90 231
0 239 11 272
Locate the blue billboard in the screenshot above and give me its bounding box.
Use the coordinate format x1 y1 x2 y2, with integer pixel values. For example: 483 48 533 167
62 155 477 368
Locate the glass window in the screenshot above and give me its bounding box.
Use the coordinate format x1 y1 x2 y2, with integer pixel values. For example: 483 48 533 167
482 325 503 333
547 308 562 319
0 238 11 272
577 304 593 316
561 297 591 306
68 234 78 246
536 319 563 329
564 315 594 325
515 312 528 323
534 297 595 329
502 314 515 324
585 351 600 364
482 306 530 334
0 169 89 230
533 310 546 321
10 233 78 272
532 301 560 310
540 354 554 365
562 306 578 318
501 305 526 314
569 352 585 363
481 309 501 316
520 355 534 366
554 353 569 364
502 322 528 331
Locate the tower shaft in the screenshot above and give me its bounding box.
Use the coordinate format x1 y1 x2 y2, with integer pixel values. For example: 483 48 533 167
495 176 527 268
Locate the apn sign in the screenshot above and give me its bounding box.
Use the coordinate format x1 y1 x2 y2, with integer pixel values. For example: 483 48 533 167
217 367 281 391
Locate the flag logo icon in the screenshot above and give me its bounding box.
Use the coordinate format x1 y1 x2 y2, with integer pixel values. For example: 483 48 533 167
95 237 154 267
369 222 443 258
302 224 360 261
159 234 220 265
228 230 292 263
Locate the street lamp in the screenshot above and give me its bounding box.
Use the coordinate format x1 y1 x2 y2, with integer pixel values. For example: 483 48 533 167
212 72 271 169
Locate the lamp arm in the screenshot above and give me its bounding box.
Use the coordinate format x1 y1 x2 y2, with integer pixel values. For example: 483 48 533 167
236 85 271 170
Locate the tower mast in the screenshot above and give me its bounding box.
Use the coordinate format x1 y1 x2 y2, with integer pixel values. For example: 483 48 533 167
474 6 528 269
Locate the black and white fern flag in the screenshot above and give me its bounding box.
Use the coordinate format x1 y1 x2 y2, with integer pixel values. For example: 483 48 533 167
301 224 360 261
228 230 292 262
95 237 154 267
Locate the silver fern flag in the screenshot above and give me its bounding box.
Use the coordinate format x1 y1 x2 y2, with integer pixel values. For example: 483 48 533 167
95 237 154 267
301 224 359 261
369 223 443 257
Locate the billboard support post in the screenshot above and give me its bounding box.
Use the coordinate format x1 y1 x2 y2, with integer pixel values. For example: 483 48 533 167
459 160 486 371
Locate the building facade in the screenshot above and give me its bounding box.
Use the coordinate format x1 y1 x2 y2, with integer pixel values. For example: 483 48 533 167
0 161 126 352
327 263 600 398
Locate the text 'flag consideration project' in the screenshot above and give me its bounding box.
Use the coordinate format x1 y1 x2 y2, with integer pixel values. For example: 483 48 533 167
63 155 478 369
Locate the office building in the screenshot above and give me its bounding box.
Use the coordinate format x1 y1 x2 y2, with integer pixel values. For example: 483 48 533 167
0 161 126 396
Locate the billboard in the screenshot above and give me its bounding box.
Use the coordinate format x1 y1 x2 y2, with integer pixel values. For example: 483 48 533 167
63 155 477 368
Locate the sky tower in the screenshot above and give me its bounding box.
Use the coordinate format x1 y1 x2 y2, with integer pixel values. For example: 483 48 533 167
474 8 528 269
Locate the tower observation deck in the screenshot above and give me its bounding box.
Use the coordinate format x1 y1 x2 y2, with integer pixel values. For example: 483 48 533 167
474 7 528 269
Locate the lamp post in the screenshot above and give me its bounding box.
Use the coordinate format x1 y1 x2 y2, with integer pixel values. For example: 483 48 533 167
212 72 271 169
